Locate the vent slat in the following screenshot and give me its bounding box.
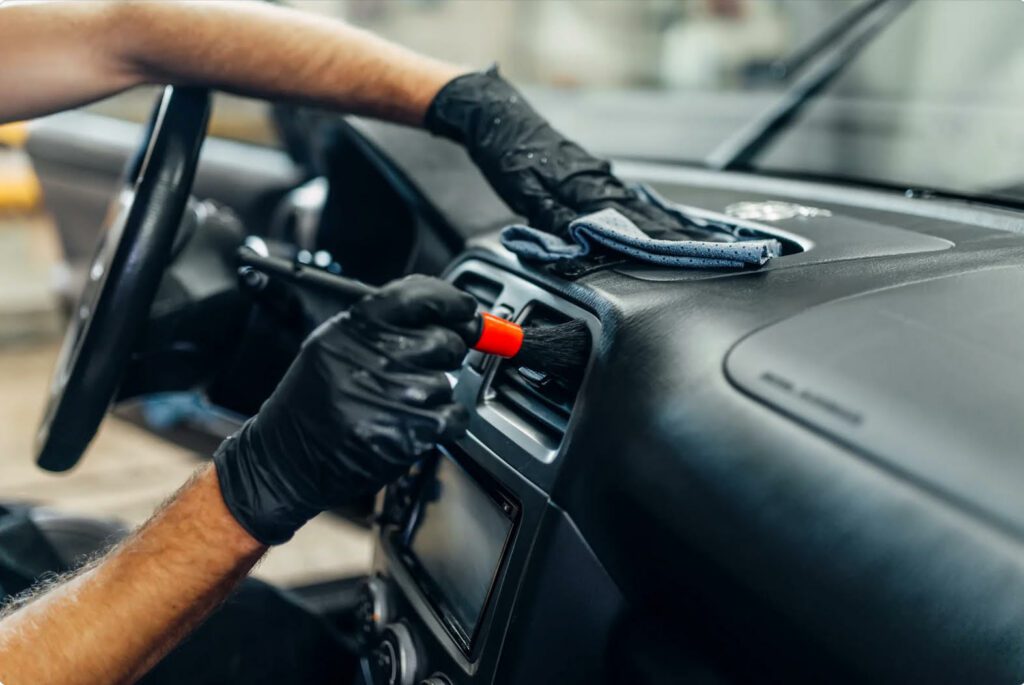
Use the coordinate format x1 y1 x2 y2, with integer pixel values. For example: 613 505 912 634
487 303 587 444
498 367 572 420
492 379 569 438
453 273 502 310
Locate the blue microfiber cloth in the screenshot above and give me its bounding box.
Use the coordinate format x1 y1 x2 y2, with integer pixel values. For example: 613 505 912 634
500 189 782 269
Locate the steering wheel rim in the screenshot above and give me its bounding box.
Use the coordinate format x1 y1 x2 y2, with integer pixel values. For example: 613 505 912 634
36 86 211 472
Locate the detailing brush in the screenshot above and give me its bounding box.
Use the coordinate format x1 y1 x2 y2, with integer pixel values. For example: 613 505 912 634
238 248 591 381
473 316 591 382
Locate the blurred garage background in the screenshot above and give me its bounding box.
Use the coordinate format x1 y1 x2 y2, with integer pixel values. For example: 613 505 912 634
1 0 1020 586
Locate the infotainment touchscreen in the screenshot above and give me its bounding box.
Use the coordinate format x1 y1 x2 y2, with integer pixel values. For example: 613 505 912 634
403 452 517 650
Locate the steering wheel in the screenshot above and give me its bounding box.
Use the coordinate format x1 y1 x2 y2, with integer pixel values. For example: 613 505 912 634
36 87 211 472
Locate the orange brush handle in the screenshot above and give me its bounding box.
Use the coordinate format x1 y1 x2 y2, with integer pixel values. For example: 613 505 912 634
473 312 524 358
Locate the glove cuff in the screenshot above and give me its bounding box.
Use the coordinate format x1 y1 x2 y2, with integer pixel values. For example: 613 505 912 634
424 65 520 144
213 419 314 546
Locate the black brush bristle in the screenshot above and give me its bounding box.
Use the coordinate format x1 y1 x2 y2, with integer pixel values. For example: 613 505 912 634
512 319 590 382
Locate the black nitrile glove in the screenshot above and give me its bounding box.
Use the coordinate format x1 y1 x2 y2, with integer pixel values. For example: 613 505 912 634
425 68 700 240
214 275 477 545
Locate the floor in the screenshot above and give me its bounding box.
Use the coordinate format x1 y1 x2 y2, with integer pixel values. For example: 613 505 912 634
0 147 372 588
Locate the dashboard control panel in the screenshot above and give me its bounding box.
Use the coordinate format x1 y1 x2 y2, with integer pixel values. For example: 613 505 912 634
358 258 604 684
368 623 419 685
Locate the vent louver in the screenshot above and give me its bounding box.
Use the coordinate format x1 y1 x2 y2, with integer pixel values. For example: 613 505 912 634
453 272 502 311
487 304 588 447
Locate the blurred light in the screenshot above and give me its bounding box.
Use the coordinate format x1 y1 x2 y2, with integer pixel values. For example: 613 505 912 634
313 250 332 268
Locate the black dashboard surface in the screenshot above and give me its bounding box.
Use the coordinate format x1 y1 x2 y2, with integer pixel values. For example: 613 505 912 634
346 120 1024 683
728 267 1024 537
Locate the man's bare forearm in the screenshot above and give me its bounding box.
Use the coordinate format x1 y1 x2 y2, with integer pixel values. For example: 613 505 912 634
0 0 466 125
0 465 267 685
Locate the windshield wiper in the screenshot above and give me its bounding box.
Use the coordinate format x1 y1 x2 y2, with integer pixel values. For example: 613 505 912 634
764 0 893 82
706 0 912 171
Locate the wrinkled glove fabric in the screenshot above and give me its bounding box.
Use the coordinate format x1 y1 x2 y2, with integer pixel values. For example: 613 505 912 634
426 67 705 240
214 276 477 545
426 68 781 269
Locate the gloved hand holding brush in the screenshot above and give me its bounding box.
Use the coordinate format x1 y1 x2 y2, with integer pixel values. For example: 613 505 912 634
238 249 591 383
222 270 589 545
425 67 693 240
215 275 476 545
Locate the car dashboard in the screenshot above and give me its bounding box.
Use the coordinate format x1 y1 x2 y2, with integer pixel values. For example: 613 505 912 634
25 105 1024 684
332 117 1024 685
359 258 610 685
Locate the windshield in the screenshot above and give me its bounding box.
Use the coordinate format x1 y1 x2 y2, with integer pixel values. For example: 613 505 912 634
297 0 859 89
313 0 1024 206
290 0 861 162
750 0 1024 207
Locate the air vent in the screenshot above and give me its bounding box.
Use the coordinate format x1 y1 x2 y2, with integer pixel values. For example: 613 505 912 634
487 304 589 447
453 272 502 311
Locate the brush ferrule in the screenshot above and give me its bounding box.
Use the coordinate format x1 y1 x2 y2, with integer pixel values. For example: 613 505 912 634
473 312 524 358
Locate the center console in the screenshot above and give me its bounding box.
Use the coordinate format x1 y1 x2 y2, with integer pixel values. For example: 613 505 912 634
399 452 518 656
355 259 622 685
361 443 531 685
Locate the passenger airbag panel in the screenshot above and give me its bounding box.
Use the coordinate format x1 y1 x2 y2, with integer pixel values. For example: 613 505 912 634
726 267 1024 534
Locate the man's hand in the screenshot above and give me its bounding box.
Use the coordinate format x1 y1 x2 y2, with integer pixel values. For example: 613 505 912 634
425 68 686 239
214 275 477 545
0 275 475 684
0 2 669 245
